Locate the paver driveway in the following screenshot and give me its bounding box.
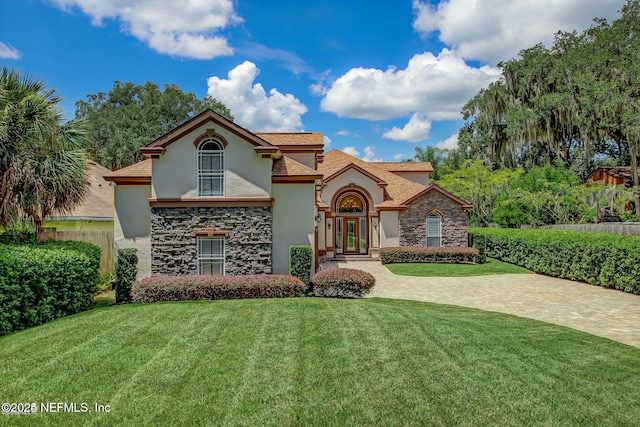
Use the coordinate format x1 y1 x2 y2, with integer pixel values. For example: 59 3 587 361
327 260 640 348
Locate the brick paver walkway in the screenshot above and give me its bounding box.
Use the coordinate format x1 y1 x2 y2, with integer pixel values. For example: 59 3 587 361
325 260 640 348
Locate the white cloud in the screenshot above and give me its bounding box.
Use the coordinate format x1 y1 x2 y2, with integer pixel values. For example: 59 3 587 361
309 69 332 96
412 0 624 64
321 49 500 122
323 135 332 146
362 146 382 162
0 42 21 59
341 146 360 157
436 133 459 150
335 130 351 136
383 113 432 142
394 153 405 161
207 61 307 132
51 0 241 59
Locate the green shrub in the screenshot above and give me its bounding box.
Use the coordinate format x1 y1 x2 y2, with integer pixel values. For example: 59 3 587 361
115 248 137 303
470 233 487 264
311 268 375 298
0 240 100 336
131 274 305 303
290 245 313 286
470 227 640 294
380 247 480 264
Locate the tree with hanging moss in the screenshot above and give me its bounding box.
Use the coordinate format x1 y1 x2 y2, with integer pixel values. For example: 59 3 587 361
0 67 90 233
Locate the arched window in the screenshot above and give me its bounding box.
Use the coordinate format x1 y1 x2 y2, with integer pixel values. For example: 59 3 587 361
198 139 224 196
426 212 442 247
337 193 365 214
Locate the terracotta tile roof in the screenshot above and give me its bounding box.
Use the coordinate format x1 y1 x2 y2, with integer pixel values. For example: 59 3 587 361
272 155 322 178
319 149 427 208
256 132 323 146
372 161 433 173
51 161 114 219
104 159 152 183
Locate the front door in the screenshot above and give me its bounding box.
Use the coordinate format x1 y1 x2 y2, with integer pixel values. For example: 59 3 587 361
336 217 367 255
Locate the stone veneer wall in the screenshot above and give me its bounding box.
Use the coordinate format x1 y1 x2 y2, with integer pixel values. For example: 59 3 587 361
399 191 468 247
151 206 272 275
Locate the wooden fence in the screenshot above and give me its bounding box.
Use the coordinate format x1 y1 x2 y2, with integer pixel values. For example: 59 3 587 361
536 223 640 236
38 230 114 275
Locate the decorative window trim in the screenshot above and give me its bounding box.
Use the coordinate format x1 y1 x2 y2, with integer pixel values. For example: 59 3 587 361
337 193 366 215
197 138 224 197
197 236 225 275
193 228 230 237
426 212 442 247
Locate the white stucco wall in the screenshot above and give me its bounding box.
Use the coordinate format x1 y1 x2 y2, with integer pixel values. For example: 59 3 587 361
284 152 316 170
113 184 152 279
393 171 429 186
320 168 384 207
272 183 316 275
380 210 399 247
152 123 272 199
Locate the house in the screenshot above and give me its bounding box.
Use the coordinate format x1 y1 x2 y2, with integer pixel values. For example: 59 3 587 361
588 166 639 188
44 161 114 231
104 110 471 278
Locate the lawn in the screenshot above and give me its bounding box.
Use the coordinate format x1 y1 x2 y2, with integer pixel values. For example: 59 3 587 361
1 298 640 426
386 257 533 277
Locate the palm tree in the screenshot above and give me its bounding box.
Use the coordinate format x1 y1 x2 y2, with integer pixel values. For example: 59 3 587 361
0 67 90 233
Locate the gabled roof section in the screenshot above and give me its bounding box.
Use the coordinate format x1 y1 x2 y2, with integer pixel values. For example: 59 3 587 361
319 149 429 208
139 109 277 156
104 159 152 184
272 156 323 183
324 163 388 188
403 184 473 209
256 132 323 146
372 161 433 173
51 161 114 219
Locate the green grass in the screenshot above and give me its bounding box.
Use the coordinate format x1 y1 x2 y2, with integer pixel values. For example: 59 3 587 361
386 257 533 277
1 298 640 426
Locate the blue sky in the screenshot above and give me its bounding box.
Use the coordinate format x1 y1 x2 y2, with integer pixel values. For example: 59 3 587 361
0 0 625 163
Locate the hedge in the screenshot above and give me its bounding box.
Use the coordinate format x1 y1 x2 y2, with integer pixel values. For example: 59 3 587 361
380 246 481 265
290 245 313 286
470 227 640 294
131 274 305 303
311 268 375 298
0 240 101 336
115 248 138 303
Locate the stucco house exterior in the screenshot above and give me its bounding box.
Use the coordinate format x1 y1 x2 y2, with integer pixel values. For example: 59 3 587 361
104 110 471 278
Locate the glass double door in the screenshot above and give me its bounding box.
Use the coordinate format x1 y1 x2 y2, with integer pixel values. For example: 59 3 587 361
336 216 367 254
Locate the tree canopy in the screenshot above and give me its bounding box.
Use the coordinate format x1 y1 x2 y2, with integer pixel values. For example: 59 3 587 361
0 67 90 233
75 81 233 170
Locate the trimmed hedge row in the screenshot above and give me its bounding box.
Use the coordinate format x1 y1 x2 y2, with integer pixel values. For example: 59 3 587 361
311 268 375 298
380 246 481 265
0 240 101 336
131 274 305 303
470 227 640 294
290 245 313 287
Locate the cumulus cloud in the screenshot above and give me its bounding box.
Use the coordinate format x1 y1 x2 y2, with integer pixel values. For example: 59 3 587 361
335 130 351 136
323 135 332 146
362 146 383 162
412 0 624 64
207 61 307 131
321 49 500 122
341 146 360 157
436 133 459 150
383 113 432 142
51 0 241 59
0 42 21 59
394 153 405 161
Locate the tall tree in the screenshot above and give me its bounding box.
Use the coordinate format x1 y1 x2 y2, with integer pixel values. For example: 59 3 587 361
0 67 90 232
413 146 446 179
75 81 233 170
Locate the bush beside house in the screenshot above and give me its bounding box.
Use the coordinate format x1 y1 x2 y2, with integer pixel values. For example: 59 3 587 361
290 245 313 287
131 274 305 303
471 227 640 294
380 247 481 265
0 240 101 336
114 248 138 303
311 268 375 298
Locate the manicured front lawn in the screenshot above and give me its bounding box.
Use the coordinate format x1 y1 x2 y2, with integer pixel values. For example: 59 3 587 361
1 298 639 426
386 257 533 277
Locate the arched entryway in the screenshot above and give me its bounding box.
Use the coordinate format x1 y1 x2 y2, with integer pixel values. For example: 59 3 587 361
335 191 369 255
